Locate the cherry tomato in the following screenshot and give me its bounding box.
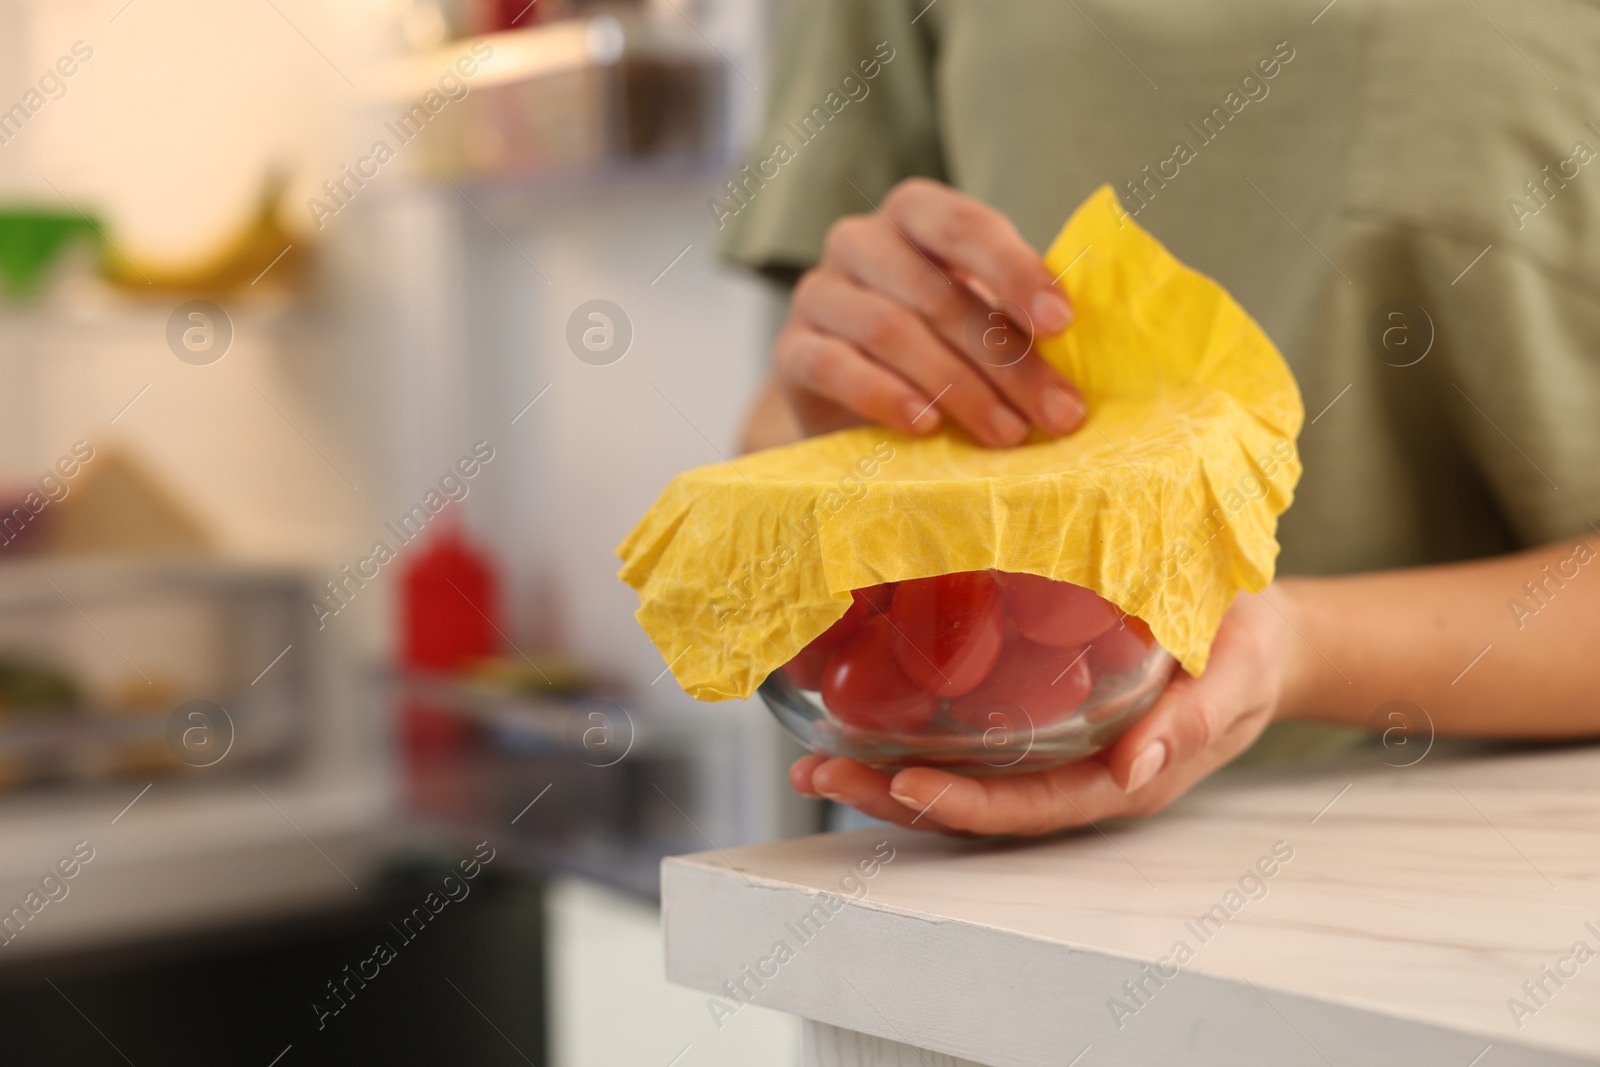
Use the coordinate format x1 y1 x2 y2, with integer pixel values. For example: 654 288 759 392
781 645 832 691
889 572 1006 698
995 571 1120 648
949 635 1094 729
854 582 895 614
1086 615 1157 675
800 584 894 655
821 616 940 732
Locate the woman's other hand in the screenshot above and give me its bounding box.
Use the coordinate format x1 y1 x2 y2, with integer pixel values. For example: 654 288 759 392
767 178 1086 447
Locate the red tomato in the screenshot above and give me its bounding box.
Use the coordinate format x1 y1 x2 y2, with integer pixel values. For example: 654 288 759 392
821 617 940 732
800 585 893 655
781 645 832 691
889 572 1006 698
949 636 1094 729
995 572 1120 648
1087 615 1157 675
854 582 895 613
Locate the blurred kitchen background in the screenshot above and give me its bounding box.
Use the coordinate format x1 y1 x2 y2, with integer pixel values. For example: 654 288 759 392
0 0 813 1062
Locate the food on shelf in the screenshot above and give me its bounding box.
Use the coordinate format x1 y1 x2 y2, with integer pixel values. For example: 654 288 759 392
0 656 79 717
109 675 178 712
465 654 591 696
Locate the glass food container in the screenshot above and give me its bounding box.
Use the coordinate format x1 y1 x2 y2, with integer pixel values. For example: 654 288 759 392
758 570 1175 774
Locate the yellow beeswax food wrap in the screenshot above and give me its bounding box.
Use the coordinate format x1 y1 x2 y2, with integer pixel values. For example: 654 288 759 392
617 185 1304 700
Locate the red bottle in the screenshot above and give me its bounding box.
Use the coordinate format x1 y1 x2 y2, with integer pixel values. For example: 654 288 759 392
401 527 500 751
403 528 499 670
475 0 545 32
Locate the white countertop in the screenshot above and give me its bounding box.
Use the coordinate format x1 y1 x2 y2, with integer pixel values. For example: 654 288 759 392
663 741 1600 1067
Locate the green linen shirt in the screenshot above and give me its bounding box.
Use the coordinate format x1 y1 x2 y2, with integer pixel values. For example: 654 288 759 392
718 0 1600 580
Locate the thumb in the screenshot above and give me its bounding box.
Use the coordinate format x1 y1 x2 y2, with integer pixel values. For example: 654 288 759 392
1103 669 1226 794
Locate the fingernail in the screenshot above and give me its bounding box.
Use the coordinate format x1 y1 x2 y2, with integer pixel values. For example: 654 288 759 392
889 790 920 808
904 397 938 431
1031 290 1073 333
989 404 1028 445
1041 387 1083 435
818 791 848 804
1125 740 1168 794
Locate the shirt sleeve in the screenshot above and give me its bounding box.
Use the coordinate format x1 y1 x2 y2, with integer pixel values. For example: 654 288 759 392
716 0 946 280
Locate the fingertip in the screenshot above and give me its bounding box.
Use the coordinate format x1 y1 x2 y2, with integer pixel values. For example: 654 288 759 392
1124 739 1169 794
1031 290 1073 334
888 767 969 810
890 766 949 789
813 758 938 829
1099 715 1149 779
789 755 828 797
988 404 1029 446
811 756 879 805
902 396 939 433
1041 384 1085 436
809 756 849 797
1102 693 1174 786
1108 670 1204 790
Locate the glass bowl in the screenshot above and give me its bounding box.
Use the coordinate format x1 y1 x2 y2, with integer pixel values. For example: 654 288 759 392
757 570 1175 774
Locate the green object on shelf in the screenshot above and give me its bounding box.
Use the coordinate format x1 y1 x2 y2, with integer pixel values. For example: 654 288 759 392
0 209 103 297
0 655 80 716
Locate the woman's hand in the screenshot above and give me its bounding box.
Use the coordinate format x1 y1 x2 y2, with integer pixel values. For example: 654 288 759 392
770 178 1086 447
789 590 1299 835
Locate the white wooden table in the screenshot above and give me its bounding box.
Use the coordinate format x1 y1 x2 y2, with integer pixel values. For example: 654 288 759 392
663 742 1600 1066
